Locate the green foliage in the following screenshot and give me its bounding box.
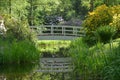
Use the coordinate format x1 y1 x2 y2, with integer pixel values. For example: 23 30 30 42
0 39 39 64
68 38 94 79
110 14 120 37
95 25 116 43
11 0 28 19
0 0 28 19
111 14 120 30
1 14 36 42
37 40 70 57
0 14 39 65
83 5 120 33
83 34 97 47
101 42 120 80
103 0 120 6
83 5 120 45
68 37 120 79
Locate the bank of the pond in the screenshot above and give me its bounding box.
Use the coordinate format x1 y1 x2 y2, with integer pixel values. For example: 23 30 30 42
68 38 120 80
37 40 71 57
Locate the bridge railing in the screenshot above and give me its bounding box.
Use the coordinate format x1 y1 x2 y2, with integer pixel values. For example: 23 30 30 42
30 25 84 37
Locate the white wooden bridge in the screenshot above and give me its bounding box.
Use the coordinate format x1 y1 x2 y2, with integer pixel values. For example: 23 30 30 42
30 25 84 40
36 58 73 73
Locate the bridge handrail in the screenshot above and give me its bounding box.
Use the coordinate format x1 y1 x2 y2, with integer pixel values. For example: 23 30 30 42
30 25 84 37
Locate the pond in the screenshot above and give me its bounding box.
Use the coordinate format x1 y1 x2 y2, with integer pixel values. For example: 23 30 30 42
0 58 73 80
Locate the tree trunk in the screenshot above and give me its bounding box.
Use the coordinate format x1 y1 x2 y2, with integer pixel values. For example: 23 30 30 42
89 0 94 12
9 0 11 14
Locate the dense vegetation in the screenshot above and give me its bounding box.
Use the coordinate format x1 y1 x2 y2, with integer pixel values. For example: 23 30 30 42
0 14 39 64
83 4 120 46
1 0 119 26
0 0 120 80
68 2 120 80
68 38 120 80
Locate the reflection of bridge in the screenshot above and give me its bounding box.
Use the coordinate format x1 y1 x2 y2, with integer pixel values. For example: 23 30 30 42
30 25 84 40
37 58 73 73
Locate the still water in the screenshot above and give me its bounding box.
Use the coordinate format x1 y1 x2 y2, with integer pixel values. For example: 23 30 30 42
0 63 72 80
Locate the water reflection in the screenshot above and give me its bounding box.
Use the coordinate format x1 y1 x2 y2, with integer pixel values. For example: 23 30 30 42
0 64 36 80
0 64 72 80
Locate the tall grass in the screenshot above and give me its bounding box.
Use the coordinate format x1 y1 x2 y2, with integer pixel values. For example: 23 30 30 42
68 37 120 80
68 38 95 80
0 39 40 64
101 42 120 80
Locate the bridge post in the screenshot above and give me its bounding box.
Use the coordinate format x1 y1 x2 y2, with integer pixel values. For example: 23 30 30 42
51 25 54 35
74 27 78 36
62 26 65 36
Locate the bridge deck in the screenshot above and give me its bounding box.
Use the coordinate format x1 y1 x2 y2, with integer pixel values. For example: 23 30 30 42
38 35 80 40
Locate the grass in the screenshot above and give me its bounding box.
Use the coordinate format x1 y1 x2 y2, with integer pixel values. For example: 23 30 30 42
0 39 40 64
68 37 120 80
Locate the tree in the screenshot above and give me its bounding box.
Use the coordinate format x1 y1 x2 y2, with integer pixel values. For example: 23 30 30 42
103 0 120 6
11 0 28 20
71 0 82 16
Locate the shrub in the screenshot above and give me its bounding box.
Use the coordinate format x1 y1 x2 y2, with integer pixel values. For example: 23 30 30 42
110 14 120 37
112 14 120 30
95 25 116 43
83 5 113 34
83 5 120 45
111 5 120 15
1 14 36 42
83 5 120 34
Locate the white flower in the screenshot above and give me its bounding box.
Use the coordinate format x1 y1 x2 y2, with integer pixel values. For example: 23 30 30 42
0 20 7 33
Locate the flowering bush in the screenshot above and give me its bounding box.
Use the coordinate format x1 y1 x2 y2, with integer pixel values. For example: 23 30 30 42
83 5 120 45
83 5 113 34
110 14 120 31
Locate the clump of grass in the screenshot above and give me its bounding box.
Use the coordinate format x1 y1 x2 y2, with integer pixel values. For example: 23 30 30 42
0 39 40 64
101 42 120 80
68 38 93 79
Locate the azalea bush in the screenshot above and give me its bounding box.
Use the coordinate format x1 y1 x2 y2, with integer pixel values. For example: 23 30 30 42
83 5 112 34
